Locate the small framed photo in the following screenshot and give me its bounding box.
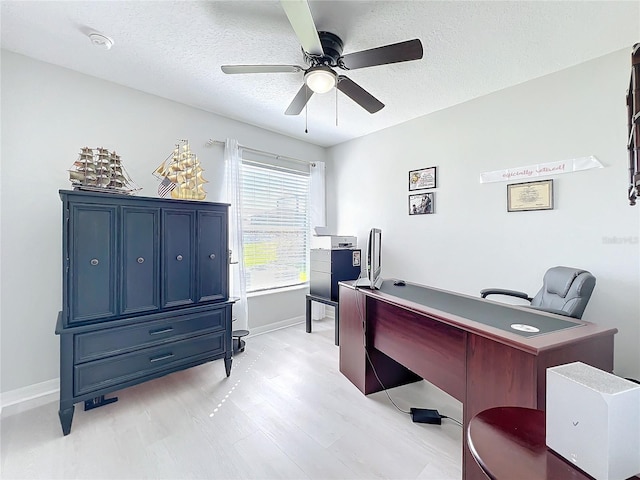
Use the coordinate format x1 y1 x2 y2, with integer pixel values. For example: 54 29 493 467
409 193 434 215
507 179 554 212
409 166 437 190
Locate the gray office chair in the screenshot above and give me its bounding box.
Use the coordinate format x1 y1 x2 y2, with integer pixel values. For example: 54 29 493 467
480 266 596 319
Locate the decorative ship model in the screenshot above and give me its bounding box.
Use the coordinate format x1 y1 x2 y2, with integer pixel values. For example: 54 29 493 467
68 147 140 194
154 140 207 200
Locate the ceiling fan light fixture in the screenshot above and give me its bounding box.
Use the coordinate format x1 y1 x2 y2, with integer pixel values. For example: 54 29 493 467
304 66 336 94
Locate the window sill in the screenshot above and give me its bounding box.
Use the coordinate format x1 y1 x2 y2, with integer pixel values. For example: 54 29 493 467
247 283 309 298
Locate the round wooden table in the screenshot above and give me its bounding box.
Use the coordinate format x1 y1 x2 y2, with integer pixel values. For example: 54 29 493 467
467 406 593 480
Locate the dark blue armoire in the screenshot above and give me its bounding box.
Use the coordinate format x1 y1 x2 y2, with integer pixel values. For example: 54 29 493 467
56 190 233 435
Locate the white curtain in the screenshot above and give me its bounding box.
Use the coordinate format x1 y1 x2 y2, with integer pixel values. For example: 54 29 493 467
224 139 248 330
309 161 327 320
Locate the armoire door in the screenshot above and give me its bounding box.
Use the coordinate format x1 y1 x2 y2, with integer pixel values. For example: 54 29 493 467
68 204 118 324
162 209 196 308
121 206 160 315
197 209 228 302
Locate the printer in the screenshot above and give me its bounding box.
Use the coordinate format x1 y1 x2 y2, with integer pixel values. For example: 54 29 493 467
312 235 357 249
311 227 357 249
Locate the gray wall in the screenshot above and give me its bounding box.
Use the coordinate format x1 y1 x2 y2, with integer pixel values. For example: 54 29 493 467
326 48 640 379
0 51 324 394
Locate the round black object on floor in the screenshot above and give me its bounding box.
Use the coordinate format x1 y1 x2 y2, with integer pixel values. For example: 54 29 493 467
232 329 249 354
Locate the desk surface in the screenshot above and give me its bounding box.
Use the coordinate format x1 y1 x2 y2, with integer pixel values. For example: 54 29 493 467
346 279 616 354
467 407 594 480
375 280 578 337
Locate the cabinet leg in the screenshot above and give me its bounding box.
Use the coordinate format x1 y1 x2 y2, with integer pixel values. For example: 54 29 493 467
59 405 75 436
224 356 232 377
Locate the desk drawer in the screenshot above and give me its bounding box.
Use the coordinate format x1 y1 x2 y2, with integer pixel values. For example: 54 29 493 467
310 249 332 263
310 272 332 298
74 332 224 396
74 309 225 363
311 261 331 275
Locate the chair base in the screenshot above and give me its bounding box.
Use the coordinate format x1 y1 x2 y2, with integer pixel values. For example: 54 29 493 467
232 329 249 354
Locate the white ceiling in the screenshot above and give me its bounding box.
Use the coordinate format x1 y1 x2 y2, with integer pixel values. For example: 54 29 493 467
1 1 638 147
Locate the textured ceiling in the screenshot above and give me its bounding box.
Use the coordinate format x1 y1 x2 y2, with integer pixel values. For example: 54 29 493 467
1 1 638 147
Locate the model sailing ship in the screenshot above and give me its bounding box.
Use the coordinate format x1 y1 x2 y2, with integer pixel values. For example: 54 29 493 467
68 147 140 194
154 140 207 200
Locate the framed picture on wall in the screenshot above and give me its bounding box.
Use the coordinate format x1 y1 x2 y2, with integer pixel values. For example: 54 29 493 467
409 192 434 215
507 179 554 212
409 166 437 190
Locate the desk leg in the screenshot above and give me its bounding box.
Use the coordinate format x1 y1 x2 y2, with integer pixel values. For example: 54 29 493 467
306 297 312 333
334 307 339 346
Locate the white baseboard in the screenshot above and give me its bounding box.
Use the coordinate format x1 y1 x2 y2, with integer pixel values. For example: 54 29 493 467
1 378 59 417
248 315 305 337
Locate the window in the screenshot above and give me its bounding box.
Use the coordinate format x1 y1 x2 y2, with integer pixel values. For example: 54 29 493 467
240 161 310 292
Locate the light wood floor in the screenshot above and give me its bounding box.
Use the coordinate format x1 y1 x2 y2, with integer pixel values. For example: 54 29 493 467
1 318 462 479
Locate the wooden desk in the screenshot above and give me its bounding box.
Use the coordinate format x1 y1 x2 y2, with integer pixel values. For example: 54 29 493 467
338 280 617 480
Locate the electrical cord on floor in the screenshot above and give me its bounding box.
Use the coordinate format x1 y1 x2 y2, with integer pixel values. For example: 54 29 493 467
365 347 410 415
441 416 463 427
365 347 463 426
355 279 464 428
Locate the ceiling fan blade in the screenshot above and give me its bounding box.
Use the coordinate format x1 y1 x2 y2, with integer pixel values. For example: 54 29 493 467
280 0 324 56
336 76 384 113
340 39 423 70
285 84 314 115
221 65 303 74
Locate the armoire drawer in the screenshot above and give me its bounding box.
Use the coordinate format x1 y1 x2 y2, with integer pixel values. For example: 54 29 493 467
74 332 224 396
74 308 225 363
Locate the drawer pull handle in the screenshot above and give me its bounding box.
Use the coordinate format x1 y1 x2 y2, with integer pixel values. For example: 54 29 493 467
137 257 145 264
90 258 99 266
176 255 183 261
150 353 174 363
149 327 173 336
209 253 216 260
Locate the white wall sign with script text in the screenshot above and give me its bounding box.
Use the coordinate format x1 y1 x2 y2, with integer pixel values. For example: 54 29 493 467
480 156 604 184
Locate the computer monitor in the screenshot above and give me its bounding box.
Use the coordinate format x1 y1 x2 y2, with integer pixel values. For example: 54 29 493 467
355 227 383 289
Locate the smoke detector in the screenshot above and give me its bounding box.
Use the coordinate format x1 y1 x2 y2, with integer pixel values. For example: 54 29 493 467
89 33 114 50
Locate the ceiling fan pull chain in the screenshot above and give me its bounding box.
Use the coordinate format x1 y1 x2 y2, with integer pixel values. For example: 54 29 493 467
305 100 308 134
335 87 338 126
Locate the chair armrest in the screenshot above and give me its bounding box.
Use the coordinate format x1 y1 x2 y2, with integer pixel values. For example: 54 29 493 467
480 288 532 302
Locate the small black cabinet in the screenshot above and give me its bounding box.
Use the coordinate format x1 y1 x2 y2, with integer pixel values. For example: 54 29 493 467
310 248 361 301
57 190 233 435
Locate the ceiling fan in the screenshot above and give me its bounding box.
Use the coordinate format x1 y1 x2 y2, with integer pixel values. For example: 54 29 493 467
221 0 423 116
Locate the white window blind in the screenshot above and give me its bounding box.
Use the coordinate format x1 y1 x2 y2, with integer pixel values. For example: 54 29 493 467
241 161 310 292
